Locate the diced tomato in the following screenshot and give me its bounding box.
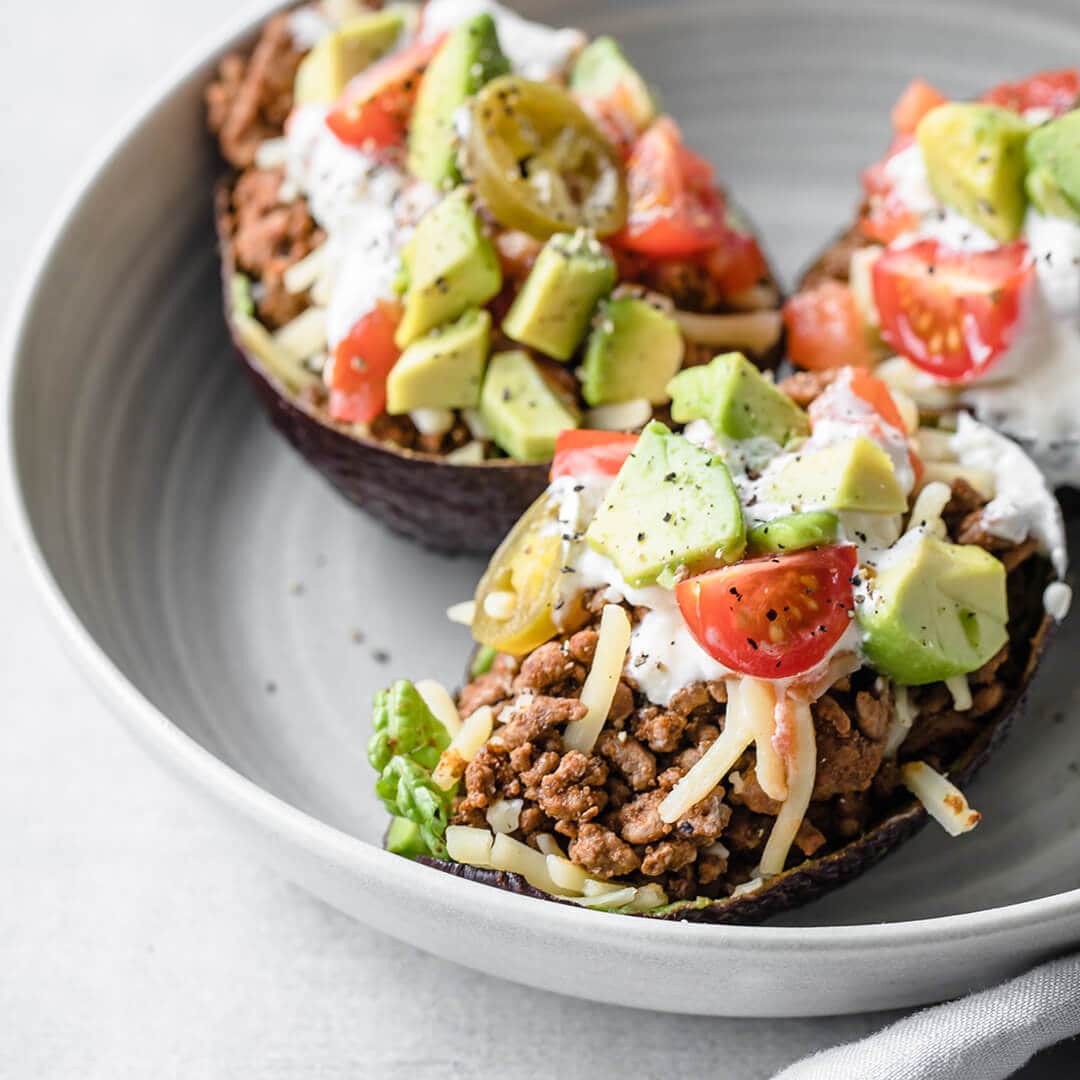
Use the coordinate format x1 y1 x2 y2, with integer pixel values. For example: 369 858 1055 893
861 134 919 244
872 240 1034 382
550 430 638 480
890 78 947 135
577 89 644 159
980 67 1080 117
702 228 768 295
783 282 873 371
326 37 444 150
325 301 402 423
613 117 729 257
676 546 858 679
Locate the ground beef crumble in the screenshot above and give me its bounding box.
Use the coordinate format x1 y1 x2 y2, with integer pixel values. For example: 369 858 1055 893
452 479 1050 899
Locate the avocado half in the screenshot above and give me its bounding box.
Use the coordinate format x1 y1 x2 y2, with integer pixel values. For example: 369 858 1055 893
215 178 784 555
412 555 1054 924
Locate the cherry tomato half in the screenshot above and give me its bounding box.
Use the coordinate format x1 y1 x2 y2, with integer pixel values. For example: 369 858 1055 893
783 281 873 371
676 546 858 679
550 430 638 481
872 239 1034 382
325 301 402 423
614 117 729 257
703 228 769 295
980 67 1080 117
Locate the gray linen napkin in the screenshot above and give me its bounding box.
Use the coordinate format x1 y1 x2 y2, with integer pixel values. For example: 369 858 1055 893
773 954 1080 1080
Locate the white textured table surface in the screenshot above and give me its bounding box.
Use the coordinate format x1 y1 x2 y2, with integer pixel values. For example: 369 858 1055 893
1 3 1077 1077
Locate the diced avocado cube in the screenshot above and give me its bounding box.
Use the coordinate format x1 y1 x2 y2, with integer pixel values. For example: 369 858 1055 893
581 297 684 407
858 532 1008 684
747 511 839 555
586 421 745 587
570 36 658 131
761 437 906 515
502 230 617 361
386 309 491 414
668 352 810 447
916 103 1030 242
293 10 405 105
408 13 510 187
479 350 579 462
1025 109 1080 223
396 190 502 348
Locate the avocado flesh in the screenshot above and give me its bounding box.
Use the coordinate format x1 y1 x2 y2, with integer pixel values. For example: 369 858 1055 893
502 231 616 361
396 189 502 348
581 297 684 407
916 103 1030 242
859 532 1008 684
1025 109 1080 223
479 350 579 462
293 10 405 105
386 308 491 414
586 421 745 587
761 437 907 515
668 352 810 447
407 13 509 187
748 511 839 555
569 36 658 131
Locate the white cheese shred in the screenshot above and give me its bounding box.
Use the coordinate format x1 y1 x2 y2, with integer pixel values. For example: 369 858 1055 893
563 605 632 753
485 798 523 835
901 761 981 837
446 825 495 867
885 684 918 757
742 678 787 801
945 675 973 713
272 305 328 363
672 308 782 353
907 480 951 537
759 699 816 877
489 834 573 896
433 705 493 790
415 678 462 737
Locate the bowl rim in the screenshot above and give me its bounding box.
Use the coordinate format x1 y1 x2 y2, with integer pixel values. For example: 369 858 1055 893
5 0 1080 954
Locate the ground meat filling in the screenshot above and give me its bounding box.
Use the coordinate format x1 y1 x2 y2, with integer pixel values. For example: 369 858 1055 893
452 481 1048 899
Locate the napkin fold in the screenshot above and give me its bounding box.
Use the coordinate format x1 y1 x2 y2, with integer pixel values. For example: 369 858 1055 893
773 954 1080 1080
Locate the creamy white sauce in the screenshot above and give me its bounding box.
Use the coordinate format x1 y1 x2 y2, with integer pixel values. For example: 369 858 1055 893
883 142 1080 486
1043 581 1073 621
421 0 585 80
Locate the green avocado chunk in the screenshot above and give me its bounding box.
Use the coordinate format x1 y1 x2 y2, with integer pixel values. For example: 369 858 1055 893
386 308 490 414
569 36 658 131
858 532 1008 684
747 511 839 555
396 189 502 348
916 102 1030 242
293 10 405 105
581 296 684 407
479 350 579 462
1025 109 1080 223
761 437 907 515
502 230 617 361
668 352 810 447
407 13 510 187
586 421 745 587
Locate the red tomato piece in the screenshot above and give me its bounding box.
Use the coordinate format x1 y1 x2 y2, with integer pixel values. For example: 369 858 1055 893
550 430 638 480
677 546 858 679
613 117 729 257
325 301 402 423
861 134 919 244
702 228 769 295
326 37 443 150
783 282 873 371
872 240 1034 382
890 78 948 135
980 68 1080 117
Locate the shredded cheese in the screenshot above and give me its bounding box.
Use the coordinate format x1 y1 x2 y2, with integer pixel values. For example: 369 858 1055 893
582 878 626 897
742 678 787 802
672 308 782 353
432 705 493 790
409 407 455 437
848 244 883 329
901 761 981 837
659 681 754 823
415 678 462 737
914 427 958 463
283 243 328 295
546 853 588 893
907 480 951 537
945 675 973 713
731 877 764 898
920 462 996 500
534 834 563 857
485 798 523 835
445 600 476 626
446 825 495 867
885 684 918 757
254 136 289 171
623 883 668 912
759 699 816 876
563 605 632 753
585 398 653 432
570 886 637 909
490 834 573 896
445 441 485 464
272 305 328 363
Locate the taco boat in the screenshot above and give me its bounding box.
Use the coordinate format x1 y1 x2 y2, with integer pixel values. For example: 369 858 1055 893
367 354 1069 921
207 1 782 552
784 68 1080 494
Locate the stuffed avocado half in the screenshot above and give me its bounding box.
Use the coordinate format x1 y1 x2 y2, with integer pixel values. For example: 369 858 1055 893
368 354 1069 921
208 0 782 552
784 67 1080 492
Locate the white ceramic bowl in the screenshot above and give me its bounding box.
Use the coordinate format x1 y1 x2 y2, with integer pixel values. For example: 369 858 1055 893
6 0 1080 1017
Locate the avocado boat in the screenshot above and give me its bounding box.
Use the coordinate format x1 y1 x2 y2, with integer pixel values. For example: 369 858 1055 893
207 1 783 554
782 68 1080 495
366 353 1069 921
